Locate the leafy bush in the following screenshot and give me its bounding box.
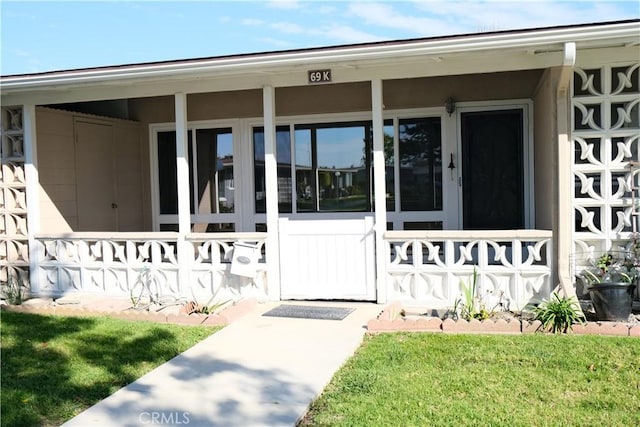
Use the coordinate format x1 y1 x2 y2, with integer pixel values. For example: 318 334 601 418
533 293 585 333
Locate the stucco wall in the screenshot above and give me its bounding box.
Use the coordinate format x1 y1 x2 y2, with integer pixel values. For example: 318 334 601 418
36 107 146 232
128 90 263 123
532 68 559 230
385 70 544 109
276 82 371 115
36 108 77 232
128 70 543 124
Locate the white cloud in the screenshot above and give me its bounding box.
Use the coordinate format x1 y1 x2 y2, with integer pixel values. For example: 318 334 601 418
411 1 639 34
267 0 302 10
13 49 32 58
2 49 43 75
258 37 292 48
347 2 468 36
315 5 338 14
268 16 381 44
271 21 307 34
342 1 639 40
242 18 264 26
319 24 383 43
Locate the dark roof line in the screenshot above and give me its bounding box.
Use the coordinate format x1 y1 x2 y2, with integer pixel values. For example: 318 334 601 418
3 18 639 79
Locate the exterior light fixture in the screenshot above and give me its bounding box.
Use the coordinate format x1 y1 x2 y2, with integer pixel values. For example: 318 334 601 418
445 97 456 116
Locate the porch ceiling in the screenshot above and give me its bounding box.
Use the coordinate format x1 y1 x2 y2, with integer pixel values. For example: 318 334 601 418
1 20 638 106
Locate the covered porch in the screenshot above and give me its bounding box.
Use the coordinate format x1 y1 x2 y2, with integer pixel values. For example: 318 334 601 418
2 22 638 311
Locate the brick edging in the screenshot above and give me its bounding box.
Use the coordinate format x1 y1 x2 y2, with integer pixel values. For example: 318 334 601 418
367 302 640 337
0 298 258 326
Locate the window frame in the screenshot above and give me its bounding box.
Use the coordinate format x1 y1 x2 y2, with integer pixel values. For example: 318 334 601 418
248 108 452 228
149 120 244 232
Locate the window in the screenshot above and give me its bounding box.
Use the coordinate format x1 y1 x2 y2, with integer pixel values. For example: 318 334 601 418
157 131 179 215
251 116 442 218
399 117 442 211
253 126 293 213
372 121 395 211
195 128 234 214
156 127 234 229
296 122 371 212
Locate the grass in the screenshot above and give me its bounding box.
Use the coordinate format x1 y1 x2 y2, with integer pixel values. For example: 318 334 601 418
301 333 640 427
0 311 219 427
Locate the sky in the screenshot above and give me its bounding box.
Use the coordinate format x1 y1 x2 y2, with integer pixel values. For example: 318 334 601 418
1 0 638 76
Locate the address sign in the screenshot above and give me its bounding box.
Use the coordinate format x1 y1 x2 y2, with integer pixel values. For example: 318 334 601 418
308 69 332 84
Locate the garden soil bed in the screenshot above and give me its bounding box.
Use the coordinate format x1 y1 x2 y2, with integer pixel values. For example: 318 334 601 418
0 294 257 326
367 301 640 337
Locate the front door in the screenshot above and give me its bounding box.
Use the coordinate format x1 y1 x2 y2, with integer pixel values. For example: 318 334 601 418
75 119 117 231
460 109 525 229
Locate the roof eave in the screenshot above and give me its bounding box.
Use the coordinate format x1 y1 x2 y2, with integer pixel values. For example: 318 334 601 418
1 20 638 94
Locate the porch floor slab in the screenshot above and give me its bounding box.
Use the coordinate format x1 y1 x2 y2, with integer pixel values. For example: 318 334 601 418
62 300 382 427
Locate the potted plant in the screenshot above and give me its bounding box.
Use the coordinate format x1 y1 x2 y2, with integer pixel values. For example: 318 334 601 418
581 251 637 322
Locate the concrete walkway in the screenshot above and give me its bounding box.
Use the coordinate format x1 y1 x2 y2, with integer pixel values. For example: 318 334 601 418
63 301 382 427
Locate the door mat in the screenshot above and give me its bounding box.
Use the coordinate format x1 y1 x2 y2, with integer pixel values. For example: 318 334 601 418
262 305 355 320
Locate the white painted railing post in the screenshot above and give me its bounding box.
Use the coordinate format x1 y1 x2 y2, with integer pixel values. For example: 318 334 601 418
175 93 190 294
263 85 281 300
372 78 387 303
23 105 41 295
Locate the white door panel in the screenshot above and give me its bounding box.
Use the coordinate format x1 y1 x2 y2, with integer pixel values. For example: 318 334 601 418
279 217 376 300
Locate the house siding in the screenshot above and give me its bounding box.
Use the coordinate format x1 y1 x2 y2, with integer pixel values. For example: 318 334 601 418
533 67 559 231
36 108 77 231
384 70 544 109
35 107 145 233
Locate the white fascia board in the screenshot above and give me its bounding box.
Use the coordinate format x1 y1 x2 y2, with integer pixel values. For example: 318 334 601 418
0 50 566 106
2 22 638 91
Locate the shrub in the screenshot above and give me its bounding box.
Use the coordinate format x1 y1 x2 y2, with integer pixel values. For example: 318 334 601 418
533 293 585 333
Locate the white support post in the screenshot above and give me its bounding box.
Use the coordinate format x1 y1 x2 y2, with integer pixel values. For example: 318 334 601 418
556 42 577 298
23 105 41 294
174 93 190 292
372 79 388 303
263 85 281 300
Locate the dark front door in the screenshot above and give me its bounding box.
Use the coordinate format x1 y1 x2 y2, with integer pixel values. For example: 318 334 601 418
461 109 524 230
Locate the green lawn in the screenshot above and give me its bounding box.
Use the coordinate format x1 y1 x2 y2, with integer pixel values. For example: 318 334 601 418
0 311 219 427
301 333 640 427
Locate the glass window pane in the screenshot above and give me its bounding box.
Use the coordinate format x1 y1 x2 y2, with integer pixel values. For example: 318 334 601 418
276 129 293 212
317 125 369 211
216 130 234 213
384 122 395 211
253 129 266 213
157 131 178 215
253 126 292 214
295 128 312 167
399 117 442 211
295 128 314 212
195 129 216 214
195 128 233 214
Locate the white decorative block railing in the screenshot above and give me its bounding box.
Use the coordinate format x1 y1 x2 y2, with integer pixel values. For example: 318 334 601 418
187 232 268 302
34 232 268 302
384 230 553 310
571 238 640 298
1 106 29 289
